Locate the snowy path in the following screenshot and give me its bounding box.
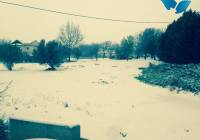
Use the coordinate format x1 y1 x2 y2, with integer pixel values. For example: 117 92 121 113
0 59 200 140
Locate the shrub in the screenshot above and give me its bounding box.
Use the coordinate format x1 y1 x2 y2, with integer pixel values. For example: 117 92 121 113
136 63 200 94
0 40 22 70
35 40 65 70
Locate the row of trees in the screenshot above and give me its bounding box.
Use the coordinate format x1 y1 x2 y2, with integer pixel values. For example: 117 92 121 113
0 10 199 70
112 10 200 64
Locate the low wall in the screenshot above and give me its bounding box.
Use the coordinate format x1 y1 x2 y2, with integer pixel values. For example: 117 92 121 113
8 117 80 140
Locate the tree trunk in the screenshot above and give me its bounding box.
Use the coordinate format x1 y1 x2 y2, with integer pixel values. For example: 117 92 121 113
8 66 12 71
144 54 147 60
95 54 98 61
5 63 13 71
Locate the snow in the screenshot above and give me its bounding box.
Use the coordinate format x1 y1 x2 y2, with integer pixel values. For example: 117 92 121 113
0 59 200 140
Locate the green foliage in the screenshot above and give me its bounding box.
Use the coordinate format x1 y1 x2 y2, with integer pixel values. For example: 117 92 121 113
46 41 64 69
136 63 200 94
136 28 162 59
116 35 135 60
72 47 81 60
22 52 34 63
79 44 100 60
0 40 22 70
34 40 65 70
91 44 100 60
34 39 46 64
159 10 200 64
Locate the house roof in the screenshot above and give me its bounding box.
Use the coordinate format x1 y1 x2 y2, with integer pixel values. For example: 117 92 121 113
11 40 23 45
23 40 39 47
30 40 39 46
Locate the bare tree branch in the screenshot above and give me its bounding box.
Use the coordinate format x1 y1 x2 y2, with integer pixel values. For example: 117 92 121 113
58 21 83 61
58 21 84 48
0 80 13 94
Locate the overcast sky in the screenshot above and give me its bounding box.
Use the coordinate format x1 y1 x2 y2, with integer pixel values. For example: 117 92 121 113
0 0 199 43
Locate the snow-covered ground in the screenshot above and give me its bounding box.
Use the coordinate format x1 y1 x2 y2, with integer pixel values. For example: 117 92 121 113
0 59 200 140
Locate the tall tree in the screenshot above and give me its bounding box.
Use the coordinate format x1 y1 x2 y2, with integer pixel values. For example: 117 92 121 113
45 40 64 70
34 39 47 64
120 35 135 60
136 28 162 59
35 40 64 70
58 21 84 61
159 10 200 64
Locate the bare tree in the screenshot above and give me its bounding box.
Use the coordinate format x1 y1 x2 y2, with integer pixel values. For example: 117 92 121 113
101 41 111 59
58 21 84 61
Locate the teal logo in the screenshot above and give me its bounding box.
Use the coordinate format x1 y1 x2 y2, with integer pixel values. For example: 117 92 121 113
161 0 191 13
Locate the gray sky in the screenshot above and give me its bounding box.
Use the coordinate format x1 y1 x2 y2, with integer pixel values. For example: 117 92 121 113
0 0 199 43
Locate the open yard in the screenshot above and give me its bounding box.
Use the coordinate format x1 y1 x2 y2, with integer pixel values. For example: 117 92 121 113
0 59 200 140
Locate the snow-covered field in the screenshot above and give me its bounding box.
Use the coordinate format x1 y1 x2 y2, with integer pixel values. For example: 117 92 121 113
0 59 200 140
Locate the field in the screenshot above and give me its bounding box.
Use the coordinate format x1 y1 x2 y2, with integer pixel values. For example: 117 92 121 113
0 59 200 140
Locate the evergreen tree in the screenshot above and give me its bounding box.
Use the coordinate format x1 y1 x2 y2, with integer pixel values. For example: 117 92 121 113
159 10 200 64
0 40 22 71
136 28 162 59
35 40 64 70
119 35 135 60
34 39 47 64
45 40 64 70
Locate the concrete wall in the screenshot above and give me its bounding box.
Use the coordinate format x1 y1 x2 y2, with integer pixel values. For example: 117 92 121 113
8 118 80 140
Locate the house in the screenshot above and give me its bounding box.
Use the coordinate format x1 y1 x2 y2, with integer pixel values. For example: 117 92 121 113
11 40 39 56
11 40 23 46
23 40 39 56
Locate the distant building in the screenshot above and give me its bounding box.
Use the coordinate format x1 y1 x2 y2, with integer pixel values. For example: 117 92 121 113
11 40 39 56
98 49 116 59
